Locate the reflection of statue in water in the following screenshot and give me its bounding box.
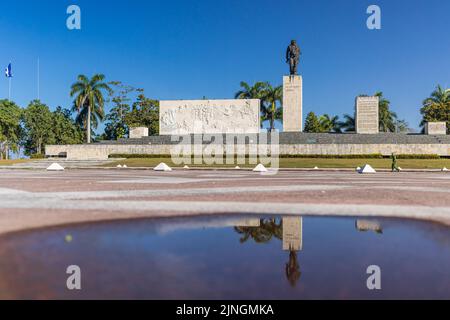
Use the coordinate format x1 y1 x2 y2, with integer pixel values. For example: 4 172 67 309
234 217 302 287
286 249 301 287
286 40 301 76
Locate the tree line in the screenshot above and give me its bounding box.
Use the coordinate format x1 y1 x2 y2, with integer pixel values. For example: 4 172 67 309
0 74 159 159
304 92 409 133
0 100 83 159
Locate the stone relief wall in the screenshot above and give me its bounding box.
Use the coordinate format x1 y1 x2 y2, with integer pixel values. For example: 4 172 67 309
159 99 260 135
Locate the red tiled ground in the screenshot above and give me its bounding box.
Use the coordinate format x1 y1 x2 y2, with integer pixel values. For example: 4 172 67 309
0 169 449 234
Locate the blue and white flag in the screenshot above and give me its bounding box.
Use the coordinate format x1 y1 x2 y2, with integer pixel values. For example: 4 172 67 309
5 63 12 78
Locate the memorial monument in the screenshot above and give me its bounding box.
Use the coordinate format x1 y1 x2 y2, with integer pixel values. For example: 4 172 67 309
355 96 379 134
283 40 303 132
45 43 450 160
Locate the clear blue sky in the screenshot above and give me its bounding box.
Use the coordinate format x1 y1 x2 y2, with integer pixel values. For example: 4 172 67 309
0 0 449 132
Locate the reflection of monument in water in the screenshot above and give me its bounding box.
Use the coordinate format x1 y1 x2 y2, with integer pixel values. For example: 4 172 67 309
283 217 303 251
234 216 303 287
356 219 383 234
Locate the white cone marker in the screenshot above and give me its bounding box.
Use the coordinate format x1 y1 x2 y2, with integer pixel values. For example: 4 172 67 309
358 164 376 174
253 164 268 172
154 162 172 172
47 163 65 171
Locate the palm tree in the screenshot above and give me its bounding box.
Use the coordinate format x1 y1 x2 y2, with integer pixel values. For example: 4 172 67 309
234 224 273 244
70 74 112 143
319 114 341 133
234 81 267 100
338 114 355 132
375 92 397 132
394 119 410 133
262 84 283 131
235 81 269 129
420 85 450 133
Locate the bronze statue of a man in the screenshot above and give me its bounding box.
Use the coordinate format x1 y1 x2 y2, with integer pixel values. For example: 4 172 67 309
286 40 301 75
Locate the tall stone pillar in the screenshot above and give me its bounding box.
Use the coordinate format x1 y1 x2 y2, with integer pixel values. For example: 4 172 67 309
283 75 303 132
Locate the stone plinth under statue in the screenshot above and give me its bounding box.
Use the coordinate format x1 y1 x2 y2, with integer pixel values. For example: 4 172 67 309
283 76 303 132
356 96 379 134
159 99 260 135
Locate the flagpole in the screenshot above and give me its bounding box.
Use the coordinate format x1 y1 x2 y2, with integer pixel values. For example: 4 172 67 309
8 77 11 101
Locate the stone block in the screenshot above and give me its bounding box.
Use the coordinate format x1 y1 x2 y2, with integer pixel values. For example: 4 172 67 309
425 122 447 135
356 96 379 134
129 127 149 139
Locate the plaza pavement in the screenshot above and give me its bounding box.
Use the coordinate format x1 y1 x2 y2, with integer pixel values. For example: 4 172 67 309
0 168 450 235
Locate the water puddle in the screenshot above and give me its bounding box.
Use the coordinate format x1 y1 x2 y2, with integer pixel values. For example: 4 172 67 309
0 215 448 299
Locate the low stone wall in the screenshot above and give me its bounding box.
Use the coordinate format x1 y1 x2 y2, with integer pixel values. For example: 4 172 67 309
46 144 172 160
46 142 450 160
